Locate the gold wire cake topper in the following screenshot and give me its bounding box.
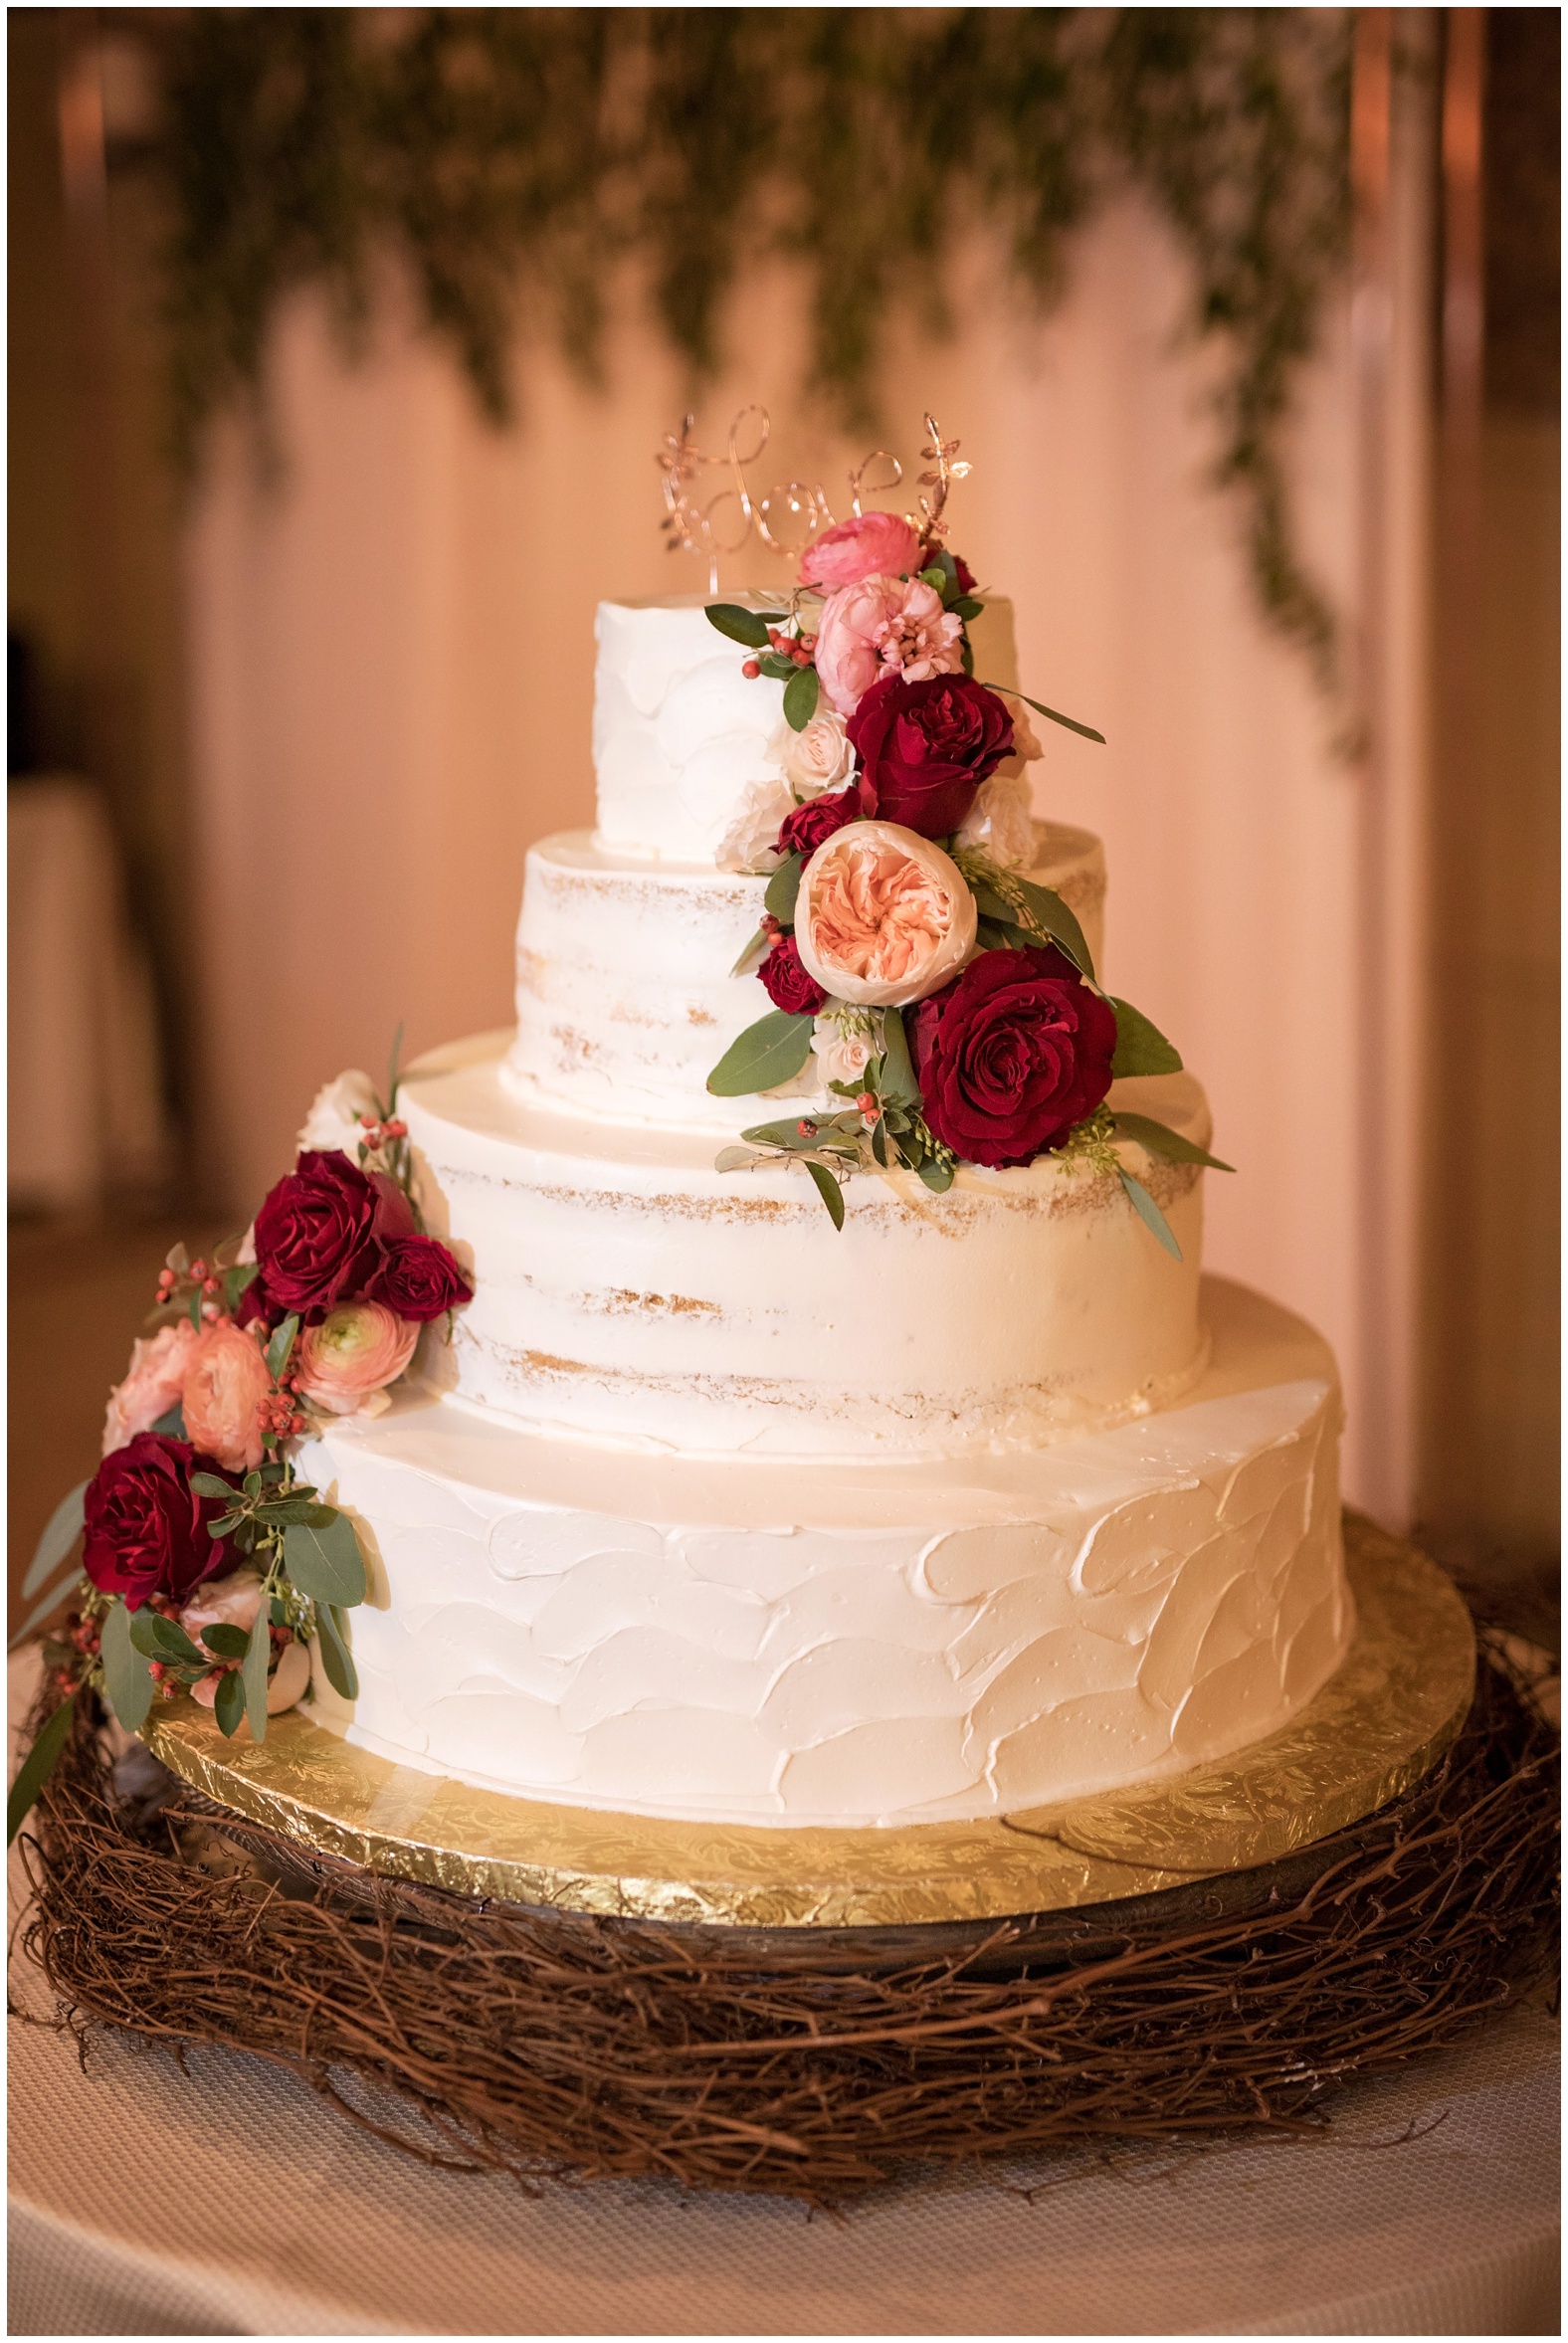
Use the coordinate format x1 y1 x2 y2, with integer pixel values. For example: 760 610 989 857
657 409 971 591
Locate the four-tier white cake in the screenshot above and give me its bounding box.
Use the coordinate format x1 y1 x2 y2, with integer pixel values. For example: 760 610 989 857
300 594 1352 1828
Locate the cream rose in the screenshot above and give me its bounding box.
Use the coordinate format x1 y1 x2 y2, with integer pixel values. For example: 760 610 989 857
296 1069 379 1160
102 1320 201 1456
295 1301 418 1416
766 708 854 798
713 775 794 874
954 774 1037 871
795 822 977 1008
180 1320 273 1473
810 1010 876 1091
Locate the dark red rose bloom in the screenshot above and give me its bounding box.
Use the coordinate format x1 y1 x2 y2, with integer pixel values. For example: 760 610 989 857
776 788 860 860
757 934 827 1017
850 674 1014 839
366 1235 474 1323
254 1150 415 1322
909 945 1118 1169
951 552 977 595
83 1434 237 1610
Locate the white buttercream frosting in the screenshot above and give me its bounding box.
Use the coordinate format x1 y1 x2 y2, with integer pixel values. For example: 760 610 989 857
300 1277 1350 1828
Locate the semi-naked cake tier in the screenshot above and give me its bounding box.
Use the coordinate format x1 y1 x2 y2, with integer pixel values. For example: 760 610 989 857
299 589 1352 1833
302 1277 1347 1828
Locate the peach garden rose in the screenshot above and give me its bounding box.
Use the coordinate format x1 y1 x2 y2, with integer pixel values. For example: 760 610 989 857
181 1319 273 1474
794 821 977 1008
294 1300 419 1416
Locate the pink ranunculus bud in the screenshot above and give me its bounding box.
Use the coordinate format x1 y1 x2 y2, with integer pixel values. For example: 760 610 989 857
180 1320 274 1474
813 576 964 717
101 1320 202 1457
294 1301 419 1416
799 511 922 590
794 821 977 1008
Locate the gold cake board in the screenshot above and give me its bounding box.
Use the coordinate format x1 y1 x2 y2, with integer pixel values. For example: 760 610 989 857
144 1518 1474 1930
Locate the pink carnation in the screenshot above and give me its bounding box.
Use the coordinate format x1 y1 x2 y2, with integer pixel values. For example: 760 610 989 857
295 1301 418 1416
813 577 964 717
102 1321 201 1457
799 511 922 590
181 1320 273 1474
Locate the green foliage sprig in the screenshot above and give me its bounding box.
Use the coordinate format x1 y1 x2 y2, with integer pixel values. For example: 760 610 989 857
146 7 1350 680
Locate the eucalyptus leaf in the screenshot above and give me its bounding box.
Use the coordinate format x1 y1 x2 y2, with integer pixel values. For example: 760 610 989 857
150 1404 186 1439
757 653 797 682
257 1500 338 1528
706 1010 815 1097
704 602 772 649
782 664 820 731
729 924 769 977
951 595 983 620
22 1482 88 1601
741 1110 861 1151
188 1286 205 1332
223 1262 260 1315
805 1160 846 1230
189 1471 238 1501
1010 877 1095 979
386 1017 405 1111
1110 999 1184 1078
878 1008 920 1108
266 1313 300 1384
763 855 802 926
214 1668 246 1737
99 1597 154 1732
242 1600 273 1742
1111 1110 1234 1172
313 1603 359 1701
6 1693 78 1847
283 1512 367 1609
917 1156 956 1194
977 681 1106 746
129 1611 204 1666
1119 1169 1184 1260
201 1623 251 1660
7 1575 89 1653
713 1145 767 1173
917 564 946 591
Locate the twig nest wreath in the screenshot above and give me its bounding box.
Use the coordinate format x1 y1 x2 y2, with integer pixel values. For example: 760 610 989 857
794 823 976 1008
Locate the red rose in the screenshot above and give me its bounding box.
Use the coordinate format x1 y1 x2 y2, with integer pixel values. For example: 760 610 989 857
850 674 1014 839
366 1235 474 1323
951 552 977 595
254 1150 415 1322
909 945 1117 1169
776 788 860 860
82 1433 237 1610
757 934 827 1016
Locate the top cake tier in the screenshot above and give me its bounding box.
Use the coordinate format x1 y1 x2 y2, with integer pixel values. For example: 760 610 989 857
593 593 1021 863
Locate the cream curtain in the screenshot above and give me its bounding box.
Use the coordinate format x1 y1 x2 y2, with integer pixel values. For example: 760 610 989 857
185 202 1397 1506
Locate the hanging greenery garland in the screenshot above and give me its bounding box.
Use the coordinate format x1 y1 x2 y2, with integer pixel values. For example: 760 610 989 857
148 7 1350 682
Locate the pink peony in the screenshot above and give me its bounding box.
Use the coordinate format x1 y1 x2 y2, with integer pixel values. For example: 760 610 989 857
102 1320 201 1457
294 1301 418 1416
799 511 922 591
794 821 977 1008
813 577 964 716
180 1320 273 1474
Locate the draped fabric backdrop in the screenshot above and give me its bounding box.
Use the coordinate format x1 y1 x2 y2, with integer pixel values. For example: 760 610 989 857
187 200 1386 1502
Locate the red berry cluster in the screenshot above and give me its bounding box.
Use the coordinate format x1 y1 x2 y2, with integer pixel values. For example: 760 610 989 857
156 1257 224 1321
258 1371 306 1442
357 1112 408 1148
742 627 818 681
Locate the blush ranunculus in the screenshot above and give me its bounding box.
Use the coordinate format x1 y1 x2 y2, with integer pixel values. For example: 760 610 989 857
253 1150 415 1322
776 786 860 860
794 822 977 1008
799 510 922 590
82 1434 237 1610
101 1320 201 1456
813 577 964 716
909 945 1118 1169
179 1320 273 1474
850 674 1015 839
757 934 828 1017
365 1235 474 1322
294 1301 419 1416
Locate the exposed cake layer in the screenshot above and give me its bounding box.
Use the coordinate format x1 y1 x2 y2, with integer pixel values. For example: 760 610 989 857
405 1036 1211 1461
594 593 1022 862
504 825 1107 1133
301 1278 1350 1828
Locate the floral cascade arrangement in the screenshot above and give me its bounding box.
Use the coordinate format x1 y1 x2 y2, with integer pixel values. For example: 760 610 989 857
701 424 1233 1238
8 1045 474 1845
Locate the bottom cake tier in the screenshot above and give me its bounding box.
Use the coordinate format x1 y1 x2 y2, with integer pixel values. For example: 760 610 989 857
298 1276 1349 1829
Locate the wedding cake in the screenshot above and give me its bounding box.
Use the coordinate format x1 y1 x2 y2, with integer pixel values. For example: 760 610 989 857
290 488 1352 1831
